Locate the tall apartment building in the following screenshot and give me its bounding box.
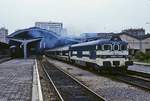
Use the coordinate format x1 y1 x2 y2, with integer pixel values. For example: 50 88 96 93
0 27 8 43
35 21 65 35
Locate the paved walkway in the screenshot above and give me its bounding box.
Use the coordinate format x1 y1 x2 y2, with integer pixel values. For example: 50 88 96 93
134 62 150 66
0 59 34 100
128 64 150 74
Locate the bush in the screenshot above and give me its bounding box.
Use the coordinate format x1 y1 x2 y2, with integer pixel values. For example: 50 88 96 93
145 51 150 61
134 51 145 61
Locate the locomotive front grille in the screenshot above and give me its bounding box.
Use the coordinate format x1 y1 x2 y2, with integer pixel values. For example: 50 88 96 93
103 61 111 67
113 61 120 66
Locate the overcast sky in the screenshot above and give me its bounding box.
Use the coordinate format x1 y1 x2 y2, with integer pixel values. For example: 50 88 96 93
0 0 150 35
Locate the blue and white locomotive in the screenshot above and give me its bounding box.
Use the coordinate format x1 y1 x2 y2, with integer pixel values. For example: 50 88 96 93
45 36 133 72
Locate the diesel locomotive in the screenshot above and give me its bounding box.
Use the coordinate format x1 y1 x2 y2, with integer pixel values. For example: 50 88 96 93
45 36 133 72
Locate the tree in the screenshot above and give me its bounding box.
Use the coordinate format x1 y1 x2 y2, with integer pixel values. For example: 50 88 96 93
145 51 150 61
134 51 145 61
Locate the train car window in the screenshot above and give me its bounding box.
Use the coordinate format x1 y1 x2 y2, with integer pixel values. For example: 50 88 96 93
56 51 59 55
59 52 62 55
62 51 68 56
121 45 127 50
97 45 102 50
77 51 82 58
114 45 119 50
82 45 96 51
62 51 65 55
54 52 56 55
65 51 68 56
70 51 73 56
104 45 111 50
90 51 96 59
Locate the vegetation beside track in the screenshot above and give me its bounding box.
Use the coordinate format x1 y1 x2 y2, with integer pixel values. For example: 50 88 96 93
134 51 150 63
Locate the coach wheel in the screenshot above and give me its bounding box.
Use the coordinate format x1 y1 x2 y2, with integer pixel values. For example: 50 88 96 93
97 69 102 73
71 60 75 64
119 66 127 73
89 66 94 71
94 64 100 71
123 67 128 73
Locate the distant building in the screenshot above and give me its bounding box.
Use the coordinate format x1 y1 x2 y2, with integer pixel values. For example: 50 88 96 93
60 28 68 36
80 29 150 55
80 33 114 42
0 27 8 43
35 21 67 35
118 32 150 55
122 28 145 36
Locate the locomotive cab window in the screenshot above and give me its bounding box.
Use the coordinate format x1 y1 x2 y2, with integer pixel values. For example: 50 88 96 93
104 44 111 50
121 45 127 50
97 45 102 50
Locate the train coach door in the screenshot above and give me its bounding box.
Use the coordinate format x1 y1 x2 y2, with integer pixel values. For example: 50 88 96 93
77 51 82 58
90 51 96 59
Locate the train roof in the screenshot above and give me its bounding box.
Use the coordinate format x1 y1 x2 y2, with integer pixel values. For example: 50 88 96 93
46 46 69 52
45 36 128 52
71 36 128 48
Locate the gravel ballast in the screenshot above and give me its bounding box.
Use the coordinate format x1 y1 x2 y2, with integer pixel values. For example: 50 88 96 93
37 60 60 101
47 58 150 101
128 65 150 74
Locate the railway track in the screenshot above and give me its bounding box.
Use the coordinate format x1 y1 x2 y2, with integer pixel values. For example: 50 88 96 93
40 59 105 101
90 69 150 91
45 56 150 92
127 70 150 79
110 73 150 91
0 57 12 64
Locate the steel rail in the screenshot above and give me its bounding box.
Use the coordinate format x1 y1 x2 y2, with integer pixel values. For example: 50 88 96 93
40 61 64 101
40 60 105 101
127 70 150 79
45 56 150 92
110 74 150 91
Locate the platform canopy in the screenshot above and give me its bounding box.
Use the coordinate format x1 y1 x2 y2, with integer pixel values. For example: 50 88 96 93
7 27 79 58
8 27 78 49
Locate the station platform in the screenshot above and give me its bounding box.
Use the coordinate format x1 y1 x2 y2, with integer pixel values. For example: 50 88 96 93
128 64 150 74
0 59 42 101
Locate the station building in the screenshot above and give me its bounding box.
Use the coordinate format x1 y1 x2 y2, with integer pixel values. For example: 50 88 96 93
0 27 8 43
35 21 67 35
118 33 150 55
80 29 150 55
